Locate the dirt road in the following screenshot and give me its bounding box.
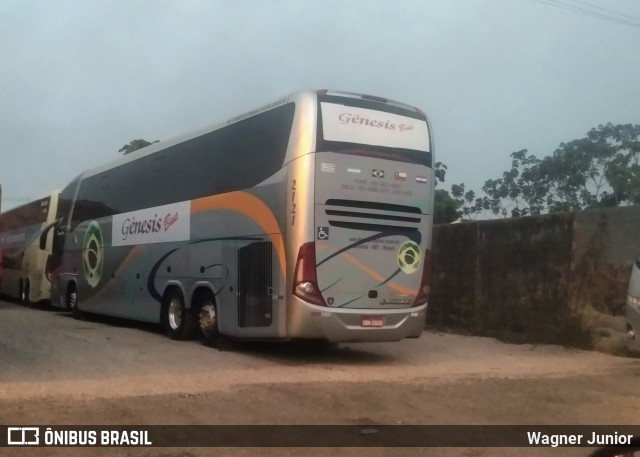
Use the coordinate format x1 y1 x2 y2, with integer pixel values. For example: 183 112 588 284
1 300 639 457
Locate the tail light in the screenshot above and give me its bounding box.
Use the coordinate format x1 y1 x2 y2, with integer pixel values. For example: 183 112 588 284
413 250 431 306
293 242 326 306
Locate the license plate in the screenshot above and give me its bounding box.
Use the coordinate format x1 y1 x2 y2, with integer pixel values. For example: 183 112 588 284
361 316 384 327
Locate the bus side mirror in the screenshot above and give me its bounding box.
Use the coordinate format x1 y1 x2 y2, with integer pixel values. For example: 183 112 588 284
39 219 62 251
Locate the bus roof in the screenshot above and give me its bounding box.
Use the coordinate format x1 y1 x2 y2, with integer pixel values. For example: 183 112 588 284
0 191 60 217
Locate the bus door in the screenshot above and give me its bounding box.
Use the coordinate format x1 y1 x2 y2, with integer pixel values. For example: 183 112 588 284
39 219 64 283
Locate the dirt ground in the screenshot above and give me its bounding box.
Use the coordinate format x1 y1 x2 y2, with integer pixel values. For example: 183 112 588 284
1 300 639 457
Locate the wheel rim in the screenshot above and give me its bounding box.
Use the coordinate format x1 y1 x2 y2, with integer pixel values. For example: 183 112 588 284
69 291 77 310
168 298 183 330
199 301 217 337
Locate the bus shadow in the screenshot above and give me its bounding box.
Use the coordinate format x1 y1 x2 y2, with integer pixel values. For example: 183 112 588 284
1 298 70 312
224 339 395 365
66 311 165 336
69 312 395 364
16 300 397 365
0 297 57 311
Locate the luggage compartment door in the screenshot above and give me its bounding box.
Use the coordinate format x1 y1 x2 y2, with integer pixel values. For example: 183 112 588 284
237 241 273 329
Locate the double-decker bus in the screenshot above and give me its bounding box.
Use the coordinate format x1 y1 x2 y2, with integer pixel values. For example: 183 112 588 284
48 90 434 343
0 192 61 305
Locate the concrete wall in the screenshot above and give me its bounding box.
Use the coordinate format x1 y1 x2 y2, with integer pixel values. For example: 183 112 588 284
429 206 640 346
570 206 640 314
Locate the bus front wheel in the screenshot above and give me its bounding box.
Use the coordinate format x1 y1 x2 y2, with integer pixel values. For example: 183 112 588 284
162 288 197 340
24 280 33 308
20 279 31 306
196 291 220 347
68 284 83 320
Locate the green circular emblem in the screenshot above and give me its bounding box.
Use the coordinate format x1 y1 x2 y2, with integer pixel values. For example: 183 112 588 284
398 241 421 274
83 221 104 288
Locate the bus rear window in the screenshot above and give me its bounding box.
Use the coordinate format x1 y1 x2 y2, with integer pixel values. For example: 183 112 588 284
317 95 432 167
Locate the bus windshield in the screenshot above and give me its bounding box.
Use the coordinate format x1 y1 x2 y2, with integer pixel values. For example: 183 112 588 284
316 94 432 167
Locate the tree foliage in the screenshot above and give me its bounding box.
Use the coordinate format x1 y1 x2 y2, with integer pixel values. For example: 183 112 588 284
434 189 459 224
433 162 462 224
479 123 640 217
433 123 640 221
119 139 159 155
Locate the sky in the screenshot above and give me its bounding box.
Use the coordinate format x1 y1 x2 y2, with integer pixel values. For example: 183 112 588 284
1 0 639 211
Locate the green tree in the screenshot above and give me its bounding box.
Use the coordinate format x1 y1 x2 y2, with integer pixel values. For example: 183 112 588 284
433 162 482 223
433 162 461 224
450 182 482 220
434 189 459 224
592 123 640 206
119 139 159 155
481 123 640 216
481 149 545 217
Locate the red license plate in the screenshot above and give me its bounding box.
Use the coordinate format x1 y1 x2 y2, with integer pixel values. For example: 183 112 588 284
361 316 384 327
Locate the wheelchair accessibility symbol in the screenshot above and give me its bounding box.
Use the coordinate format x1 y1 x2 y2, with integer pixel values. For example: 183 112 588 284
317 226 329 240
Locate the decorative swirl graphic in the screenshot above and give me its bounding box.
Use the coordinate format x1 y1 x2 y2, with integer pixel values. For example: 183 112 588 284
397 240 421 274
83 221 104 288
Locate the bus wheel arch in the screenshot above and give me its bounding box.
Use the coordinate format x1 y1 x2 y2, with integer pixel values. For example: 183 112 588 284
161 286 197 340
192 288 221 347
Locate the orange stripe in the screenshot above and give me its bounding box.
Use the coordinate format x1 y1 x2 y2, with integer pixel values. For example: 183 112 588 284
191 192 285 279
317 243 418 296
114 245 142 276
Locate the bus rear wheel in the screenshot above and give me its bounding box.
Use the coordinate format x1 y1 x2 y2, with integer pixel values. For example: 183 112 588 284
162 288 197 340
195 291 220 347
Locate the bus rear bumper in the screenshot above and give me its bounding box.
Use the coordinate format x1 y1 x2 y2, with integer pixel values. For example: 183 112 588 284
287 297 427 343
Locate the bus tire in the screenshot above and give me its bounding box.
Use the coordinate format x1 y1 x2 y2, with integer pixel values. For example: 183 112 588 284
162 288 197 340
23 279 33 308
18 279 25 305
195 291 221 348
68 284 83 320
20 279 31 306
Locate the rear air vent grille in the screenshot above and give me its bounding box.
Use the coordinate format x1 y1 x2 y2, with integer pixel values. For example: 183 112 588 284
325 199 421 214
325 209 420 223
324 199 423 232
328 220 419 233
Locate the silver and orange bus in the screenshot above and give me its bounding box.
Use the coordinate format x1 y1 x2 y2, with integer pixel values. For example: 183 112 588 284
0 192 61 305
48 90 434 343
